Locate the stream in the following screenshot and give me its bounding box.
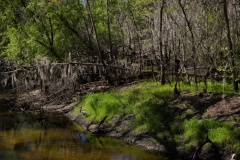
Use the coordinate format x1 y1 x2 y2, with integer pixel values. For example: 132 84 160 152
0 111 173 160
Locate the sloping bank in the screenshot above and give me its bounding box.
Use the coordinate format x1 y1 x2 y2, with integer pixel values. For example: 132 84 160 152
9 81 240 160
63 81 240 160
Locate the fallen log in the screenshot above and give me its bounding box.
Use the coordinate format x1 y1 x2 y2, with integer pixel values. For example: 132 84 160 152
87 116 108 135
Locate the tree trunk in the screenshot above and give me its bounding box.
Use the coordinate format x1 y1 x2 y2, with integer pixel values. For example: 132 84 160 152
223 0 238 91
159 0 166 85
178 0 198 88
86 0 114 85
106 0 114 61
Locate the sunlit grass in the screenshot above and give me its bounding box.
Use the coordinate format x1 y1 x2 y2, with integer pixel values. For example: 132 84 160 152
179 81 239 95
76 81 174 131
206 81 237 94
76 80 239 127
183 118 240 152
79 92 123 122
75 80 240 153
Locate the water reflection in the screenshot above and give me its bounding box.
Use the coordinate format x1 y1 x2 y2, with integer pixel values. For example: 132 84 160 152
75 132 87 145
111 155 137 160
0 112 168 160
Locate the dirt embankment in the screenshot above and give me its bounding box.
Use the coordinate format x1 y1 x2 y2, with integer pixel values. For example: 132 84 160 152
1 86 240 160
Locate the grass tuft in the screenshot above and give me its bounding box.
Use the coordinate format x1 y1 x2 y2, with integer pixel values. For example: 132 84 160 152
79 92 123 122
183 118 240 151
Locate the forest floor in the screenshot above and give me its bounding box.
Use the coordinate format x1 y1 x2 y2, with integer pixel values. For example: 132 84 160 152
1 81 240 160
180 91 240 121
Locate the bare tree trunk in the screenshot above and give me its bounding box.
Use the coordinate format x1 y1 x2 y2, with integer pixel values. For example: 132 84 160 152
83 16 93 53
86 0 114 85
106 0 114 61
128 9 143 74
178 0 197 88
151 28 157 79
223 0 238 91
159 0 166 85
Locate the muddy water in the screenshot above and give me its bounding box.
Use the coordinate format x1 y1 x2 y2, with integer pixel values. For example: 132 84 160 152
0 112 171 160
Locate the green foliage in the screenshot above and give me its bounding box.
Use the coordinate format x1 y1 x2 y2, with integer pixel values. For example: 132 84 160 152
0 0 129 63
0 0 94 63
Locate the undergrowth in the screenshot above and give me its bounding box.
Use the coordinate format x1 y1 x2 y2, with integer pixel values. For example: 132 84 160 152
75 80 240 153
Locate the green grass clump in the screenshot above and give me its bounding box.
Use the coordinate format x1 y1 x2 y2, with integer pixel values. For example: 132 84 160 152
183 118 240 151
79 92 123 122
76 81 174 131
206 81 236 94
